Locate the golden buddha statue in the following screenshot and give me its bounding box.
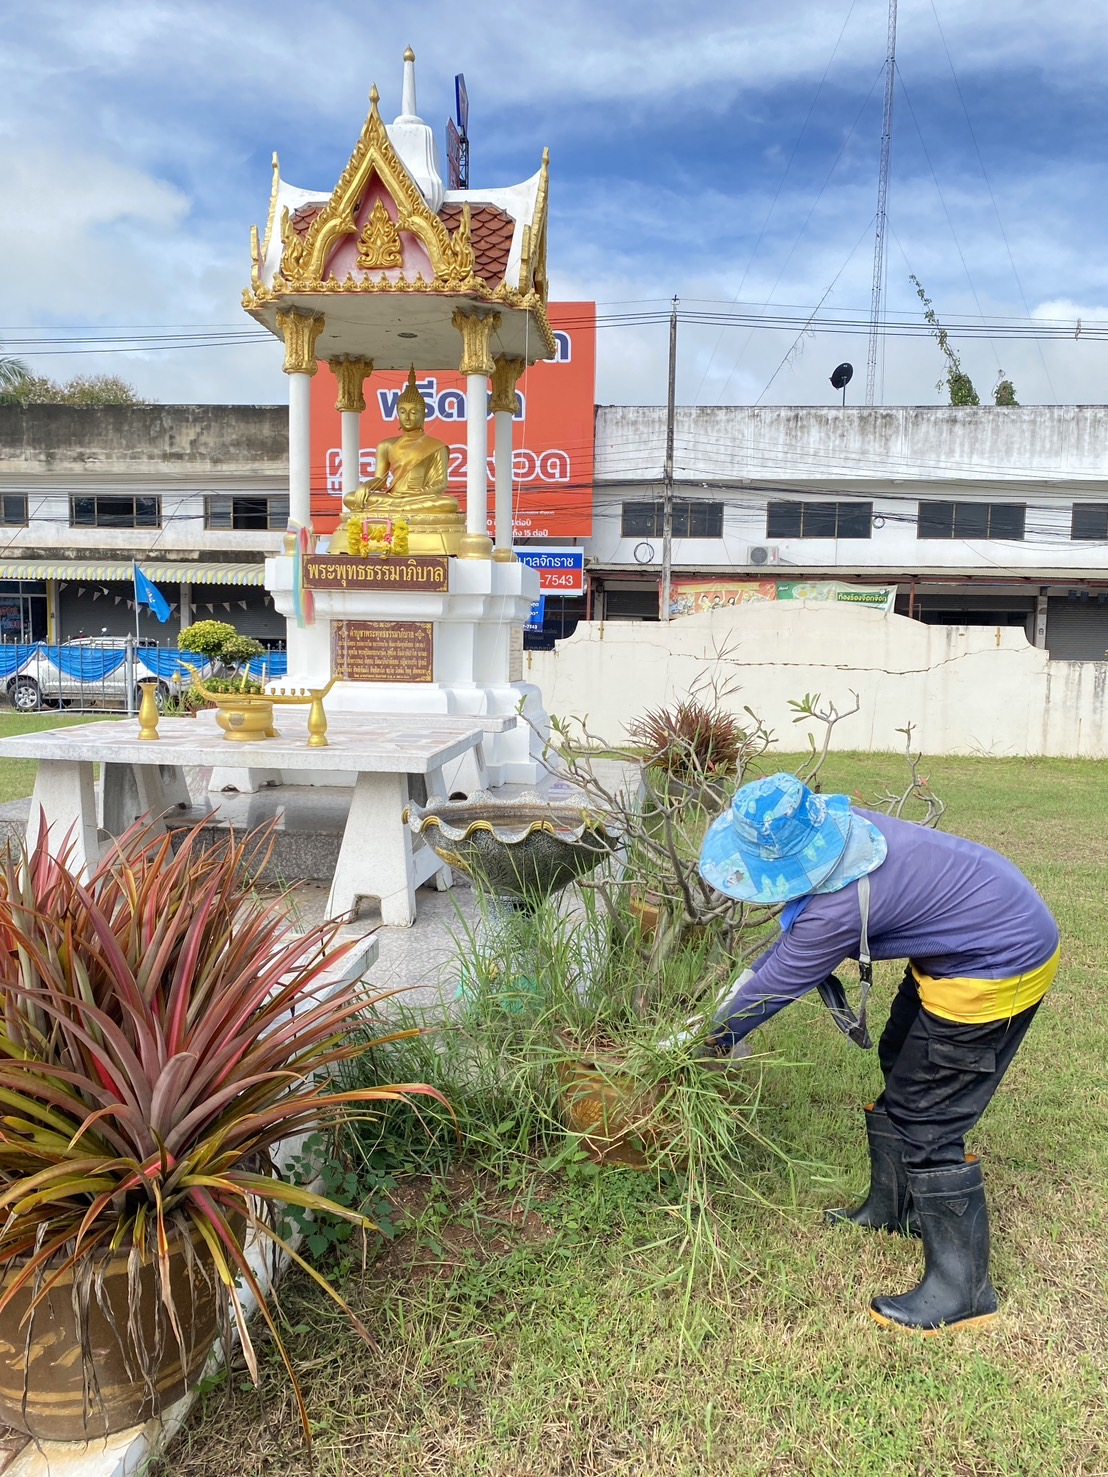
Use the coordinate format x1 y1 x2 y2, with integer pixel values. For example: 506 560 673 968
338 368 466 557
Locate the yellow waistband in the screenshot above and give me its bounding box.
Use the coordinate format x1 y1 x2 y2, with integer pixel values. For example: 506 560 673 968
911 945 1059 1024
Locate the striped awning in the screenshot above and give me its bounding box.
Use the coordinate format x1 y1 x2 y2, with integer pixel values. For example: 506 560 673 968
0 560 266 587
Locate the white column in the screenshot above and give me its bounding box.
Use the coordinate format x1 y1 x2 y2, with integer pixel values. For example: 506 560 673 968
493 409 513 557
490 356 524 563
288 373 312 530
341 410 361 499
466 373 490 545
330 357 373 508
452 308 499 560
276 309 324 532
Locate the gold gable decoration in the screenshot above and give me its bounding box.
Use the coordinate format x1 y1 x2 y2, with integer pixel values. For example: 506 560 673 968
356 199 403 269
517 148 549 300
275 85 480 294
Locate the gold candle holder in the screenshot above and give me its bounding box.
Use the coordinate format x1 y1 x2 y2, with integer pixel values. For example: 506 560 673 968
306 689 330 747
183 663 336 747
265 677 337 748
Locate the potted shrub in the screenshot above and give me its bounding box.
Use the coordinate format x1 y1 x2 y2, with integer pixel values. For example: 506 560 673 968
488 694 934 1161
627 697 752 814
174 619 268 710
0 820 444 1442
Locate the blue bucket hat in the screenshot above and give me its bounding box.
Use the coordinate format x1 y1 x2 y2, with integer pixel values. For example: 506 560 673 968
699 772 887 904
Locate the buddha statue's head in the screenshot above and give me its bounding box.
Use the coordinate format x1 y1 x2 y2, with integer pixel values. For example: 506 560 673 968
396 367 428 431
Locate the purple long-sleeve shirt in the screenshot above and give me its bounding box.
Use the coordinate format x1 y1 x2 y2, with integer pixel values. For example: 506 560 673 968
719 810 1059 1041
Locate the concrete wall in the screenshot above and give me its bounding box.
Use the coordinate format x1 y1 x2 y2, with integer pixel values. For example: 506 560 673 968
524 603 1108 758
591 489 1106 578
0 405 287 476
595 404 1108 485
591 404 1108 580
0 406 289 559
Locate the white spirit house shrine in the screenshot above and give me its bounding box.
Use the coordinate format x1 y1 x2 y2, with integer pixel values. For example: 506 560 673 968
243 49 554 784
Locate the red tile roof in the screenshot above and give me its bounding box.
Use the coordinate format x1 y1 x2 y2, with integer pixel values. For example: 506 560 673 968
288 202 325 237
439 203 515 285
288 197 515 284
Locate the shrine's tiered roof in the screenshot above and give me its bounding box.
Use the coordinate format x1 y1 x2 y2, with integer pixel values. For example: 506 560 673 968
243 50 553 369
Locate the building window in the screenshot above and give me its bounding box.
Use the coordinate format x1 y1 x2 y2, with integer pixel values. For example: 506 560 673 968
765 500 873 539
620 500 723 539
205 494 290 531
1071 504 1108 541
0 495 27 527
70 495 160 529
917 501 1026 540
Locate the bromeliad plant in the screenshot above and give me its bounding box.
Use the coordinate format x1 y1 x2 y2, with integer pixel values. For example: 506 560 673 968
0 819 445 1440
628 698 752 785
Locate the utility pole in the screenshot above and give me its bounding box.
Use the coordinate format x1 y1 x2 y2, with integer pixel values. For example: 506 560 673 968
865 0 898 406
660 296 678 623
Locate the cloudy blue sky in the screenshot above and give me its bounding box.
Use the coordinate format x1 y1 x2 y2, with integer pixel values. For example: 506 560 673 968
3 0 1107 408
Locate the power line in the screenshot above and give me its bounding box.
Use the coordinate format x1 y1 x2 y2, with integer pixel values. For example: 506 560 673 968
712 61 889 406
4 305 1106 349
692 0 861 405
755 216 876 404
894 63 1001 376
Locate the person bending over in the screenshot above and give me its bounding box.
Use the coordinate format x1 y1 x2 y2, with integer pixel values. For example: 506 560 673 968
698 772 1058 1334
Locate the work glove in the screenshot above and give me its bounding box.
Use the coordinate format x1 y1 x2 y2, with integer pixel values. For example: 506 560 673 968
656 969 756 1055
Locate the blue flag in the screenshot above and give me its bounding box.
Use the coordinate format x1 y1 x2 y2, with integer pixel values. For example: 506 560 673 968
133 564 171 623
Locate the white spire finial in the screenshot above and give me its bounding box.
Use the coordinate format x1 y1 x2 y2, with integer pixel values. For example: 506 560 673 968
399 46 418 121
387 43 444 211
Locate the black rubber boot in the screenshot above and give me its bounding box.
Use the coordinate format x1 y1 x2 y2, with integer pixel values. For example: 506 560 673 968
826 1104 917 1236
869 1159 999 1333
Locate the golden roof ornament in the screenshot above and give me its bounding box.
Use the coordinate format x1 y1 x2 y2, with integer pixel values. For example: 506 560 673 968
243 48 556 361
356 199 403 269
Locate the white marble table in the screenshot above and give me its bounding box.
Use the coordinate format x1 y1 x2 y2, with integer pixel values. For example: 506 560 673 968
0 711 510 926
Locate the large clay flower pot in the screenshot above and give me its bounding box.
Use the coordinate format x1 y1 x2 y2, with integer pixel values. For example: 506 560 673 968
0 1231 228 1440
554 1032 668 1171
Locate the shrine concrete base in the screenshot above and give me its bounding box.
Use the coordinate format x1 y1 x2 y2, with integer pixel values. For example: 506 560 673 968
244 553 550 796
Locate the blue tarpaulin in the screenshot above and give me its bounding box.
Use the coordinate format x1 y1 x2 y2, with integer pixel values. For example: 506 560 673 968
247 651 288 680
136 649 201 681
0 646 38 678
44 646 127 680
0 644 280 689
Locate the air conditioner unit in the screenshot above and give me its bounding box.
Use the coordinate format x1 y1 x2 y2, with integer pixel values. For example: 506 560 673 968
747 544 781 567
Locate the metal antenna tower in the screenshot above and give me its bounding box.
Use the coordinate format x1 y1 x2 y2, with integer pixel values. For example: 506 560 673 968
865 0 898 405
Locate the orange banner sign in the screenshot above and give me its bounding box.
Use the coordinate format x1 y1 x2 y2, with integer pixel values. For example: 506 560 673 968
309 302 596 538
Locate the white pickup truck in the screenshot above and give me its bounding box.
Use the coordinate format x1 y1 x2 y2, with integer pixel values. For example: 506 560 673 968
5 639 177 713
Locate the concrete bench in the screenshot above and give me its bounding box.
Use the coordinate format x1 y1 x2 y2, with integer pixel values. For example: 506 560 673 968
0 712 501 927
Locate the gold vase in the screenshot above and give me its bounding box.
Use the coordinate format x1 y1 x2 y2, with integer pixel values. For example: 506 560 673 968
136 682 161 741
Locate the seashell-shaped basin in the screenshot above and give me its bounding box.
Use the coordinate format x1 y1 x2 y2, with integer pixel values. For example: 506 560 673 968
405 789 614 900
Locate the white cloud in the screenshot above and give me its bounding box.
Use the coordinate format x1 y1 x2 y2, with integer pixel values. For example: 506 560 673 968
2 1 1106 409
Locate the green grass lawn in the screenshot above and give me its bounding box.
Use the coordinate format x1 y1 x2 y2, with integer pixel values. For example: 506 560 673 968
0 711 106 805
149 753 1108 1476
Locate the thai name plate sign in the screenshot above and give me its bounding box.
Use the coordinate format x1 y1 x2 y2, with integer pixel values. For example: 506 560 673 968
332 620 434 684
304 555 449 591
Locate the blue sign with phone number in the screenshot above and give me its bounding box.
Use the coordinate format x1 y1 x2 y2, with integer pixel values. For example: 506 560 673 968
524 596 546 633
514 548 585 594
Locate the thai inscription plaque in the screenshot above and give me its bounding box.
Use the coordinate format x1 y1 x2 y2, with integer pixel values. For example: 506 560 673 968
332 620 434 684
304 555 448 591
